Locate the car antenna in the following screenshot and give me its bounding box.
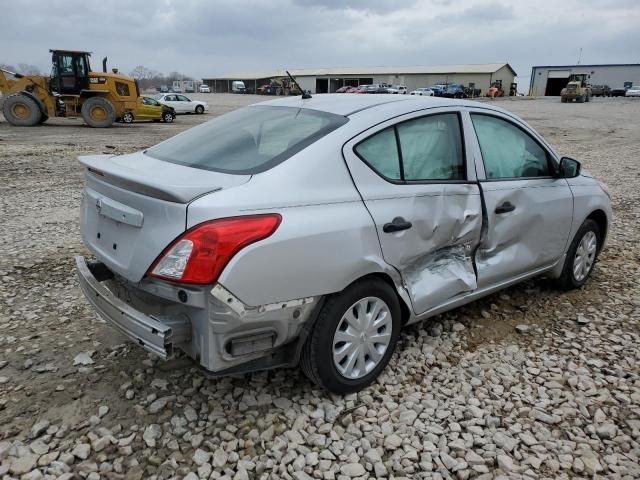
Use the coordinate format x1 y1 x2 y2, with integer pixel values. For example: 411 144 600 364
286 70 312 99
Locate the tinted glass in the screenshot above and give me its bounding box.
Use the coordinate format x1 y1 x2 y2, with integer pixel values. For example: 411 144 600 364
147 106 348 174
471 114 550 179
397 114 464 180
354 128 401 180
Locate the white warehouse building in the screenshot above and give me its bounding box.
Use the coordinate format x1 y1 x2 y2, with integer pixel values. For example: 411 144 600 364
202 63 517 95
529 63 640 96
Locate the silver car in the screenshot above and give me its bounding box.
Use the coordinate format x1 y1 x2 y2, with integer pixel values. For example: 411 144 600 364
76 94 611 393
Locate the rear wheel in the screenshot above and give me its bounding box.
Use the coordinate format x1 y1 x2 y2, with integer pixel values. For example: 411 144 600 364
121 111 134 124
162 112 174 123
195 105 204 114
300 278 401 393
555 219 601 290
81 97 116 128
3 94 41 126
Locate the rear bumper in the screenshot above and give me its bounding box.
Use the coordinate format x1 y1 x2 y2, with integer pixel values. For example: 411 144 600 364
75 256 191 359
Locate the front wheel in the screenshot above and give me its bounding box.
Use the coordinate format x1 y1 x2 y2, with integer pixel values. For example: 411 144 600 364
195 105 204 114
81 97 116 128
122 111 134 124
555 219 601 290
300 278 401 393
162 112 174 123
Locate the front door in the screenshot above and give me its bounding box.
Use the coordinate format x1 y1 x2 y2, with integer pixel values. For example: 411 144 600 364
467 110 574 288
343 109 483 315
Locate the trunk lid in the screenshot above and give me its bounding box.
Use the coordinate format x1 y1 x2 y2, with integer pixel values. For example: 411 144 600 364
79 153 250 282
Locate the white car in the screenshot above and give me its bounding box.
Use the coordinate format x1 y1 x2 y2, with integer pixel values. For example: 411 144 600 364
396 85 407 94
410 88 435 96
625 86 640 97
199 84 211 93
153 94 209 114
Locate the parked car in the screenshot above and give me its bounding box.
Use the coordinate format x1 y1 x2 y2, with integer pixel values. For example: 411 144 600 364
76 94 611 393
199 84 211 93
353 85 371 94
153 94 209 114
121 96 176 124
160 85 169 93
232 81 246 94
610 87 627 97
256 84 271 95
336 86 353 93
625 85 640 97
385 85 405 94
430 84 447 96
590 85 610 97
442 83 467 98
410 88 435 96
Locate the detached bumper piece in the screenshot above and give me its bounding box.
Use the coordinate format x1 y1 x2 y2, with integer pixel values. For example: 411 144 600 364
75 256 191 359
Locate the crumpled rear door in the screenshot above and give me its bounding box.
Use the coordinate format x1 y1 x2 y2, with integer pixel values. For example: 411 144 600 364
342 108 483 315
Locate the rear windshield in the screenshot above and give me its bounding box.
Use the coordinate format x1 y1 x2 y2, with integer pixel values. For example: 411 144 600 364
146 106 348 174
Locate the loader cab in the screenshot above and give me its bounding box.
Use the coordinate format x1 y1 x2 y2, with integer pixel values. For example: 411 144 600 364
50 50 91 95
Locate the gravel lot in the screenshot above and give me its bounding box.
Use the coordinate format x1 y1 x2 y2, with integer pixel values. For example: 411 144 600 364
0 94 638 480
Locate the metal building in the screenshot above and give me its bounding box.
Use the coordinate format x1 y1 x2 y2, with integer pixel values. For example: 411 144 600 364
202 64 516 95
530 64 640 96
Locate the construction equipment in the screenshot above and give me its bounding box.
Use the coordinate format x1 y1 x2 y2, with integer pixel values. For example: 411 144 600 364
268 77 302 96
509 82 518 96
0 50 139 127
486 80 505 98
561 74 591 103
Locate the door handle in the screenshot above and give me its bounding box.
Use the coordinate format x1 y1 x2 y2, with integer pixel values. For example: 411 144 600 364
383 217 413 233
495 201 516 214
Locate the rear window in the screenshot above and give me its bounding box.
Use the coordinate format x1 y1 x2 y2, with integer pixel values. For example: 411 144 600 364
146 106 348 174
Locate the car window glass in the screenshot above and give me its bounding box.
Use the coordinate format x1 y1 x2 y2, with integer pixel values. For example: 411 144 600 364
143 98 152 105
178 95 190 101
471 114 550 179
354 128 401 180
147 106 348 174
397 114 464 180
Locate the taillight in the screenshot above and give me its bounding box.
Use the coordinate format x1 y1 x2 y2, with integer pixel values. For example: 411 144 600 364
148 214 281 285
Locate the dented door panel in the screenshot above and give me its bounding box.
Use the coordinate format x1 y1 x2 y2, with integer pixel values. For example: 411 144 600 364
476 179 573 287
342 108 483 315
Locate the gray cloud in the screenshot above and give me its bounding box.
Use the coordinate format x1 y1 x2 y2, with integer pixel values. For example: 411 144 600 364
0 0 638 86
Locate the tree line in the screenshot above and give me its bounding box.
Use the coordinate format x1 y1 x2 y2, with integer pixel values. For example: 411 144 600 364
0 63 193 90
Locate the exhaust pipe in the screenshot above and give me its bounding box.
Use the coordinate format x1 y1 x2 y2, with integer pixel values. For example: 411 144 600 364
102 57 107 73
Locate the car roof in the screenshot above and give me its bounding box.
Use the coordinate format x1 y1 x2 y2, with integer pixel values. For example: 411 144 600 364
254 93 507 117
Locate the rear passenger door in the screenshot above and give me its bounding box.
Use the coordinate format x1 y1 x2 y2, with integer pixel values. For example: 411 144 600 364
343 109 483 315
467 110 574 288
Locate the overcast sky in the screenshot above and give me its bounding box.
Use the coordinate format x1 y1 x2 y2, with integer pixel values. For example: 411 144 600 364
2 0 639 86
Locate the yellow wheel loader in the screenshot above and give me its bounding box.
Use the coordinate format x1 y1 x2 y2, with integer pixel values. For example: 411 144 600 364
0 50 139 127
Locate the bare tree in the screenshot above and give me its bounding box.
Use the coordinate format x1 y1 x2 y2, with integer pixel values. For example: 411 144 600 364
129 65 154 80
0 63 18 73
17 63 41 75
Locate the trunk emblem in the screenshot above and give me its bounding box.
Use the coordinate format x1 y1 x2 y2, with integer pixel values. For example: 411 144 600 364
96 198 102 212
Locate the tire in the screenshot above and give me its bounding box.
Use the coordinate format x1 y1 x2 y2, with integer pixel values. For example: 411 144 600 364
162 112 174 123
195 105 204 114
38 113 49 125
121 111 134 124
586 93 590 102
561 97 568 103
577 94 585 103
81 97 116 128
2 94 42 126
555 219 601 290
300 278 401 393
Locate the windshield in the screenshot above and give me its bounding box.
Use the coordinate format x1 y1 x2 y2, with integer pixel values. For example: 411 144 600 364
146 106 348 174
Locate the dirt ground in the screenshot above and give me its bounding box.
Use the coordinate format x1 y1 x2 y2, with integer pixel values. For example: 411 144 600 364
0 94 638 479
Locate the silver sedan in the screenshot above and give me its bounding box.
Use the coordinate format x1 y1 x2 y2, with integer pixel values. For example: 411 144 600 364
76 94 611 393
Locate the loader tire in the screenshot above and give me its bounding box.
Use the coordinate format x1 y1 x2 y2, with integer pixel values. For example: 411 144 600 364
3 94 41 126
81 97 116 128
38 113 49 125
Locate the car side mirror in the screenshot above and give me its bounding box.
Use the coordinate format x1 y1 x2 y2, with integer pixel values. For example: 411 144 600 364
559 157 581 178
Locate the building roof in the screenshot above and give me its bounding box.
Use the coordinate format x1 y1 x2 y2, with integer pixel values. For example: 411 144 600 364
205 63 516 80
532 63 640 69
